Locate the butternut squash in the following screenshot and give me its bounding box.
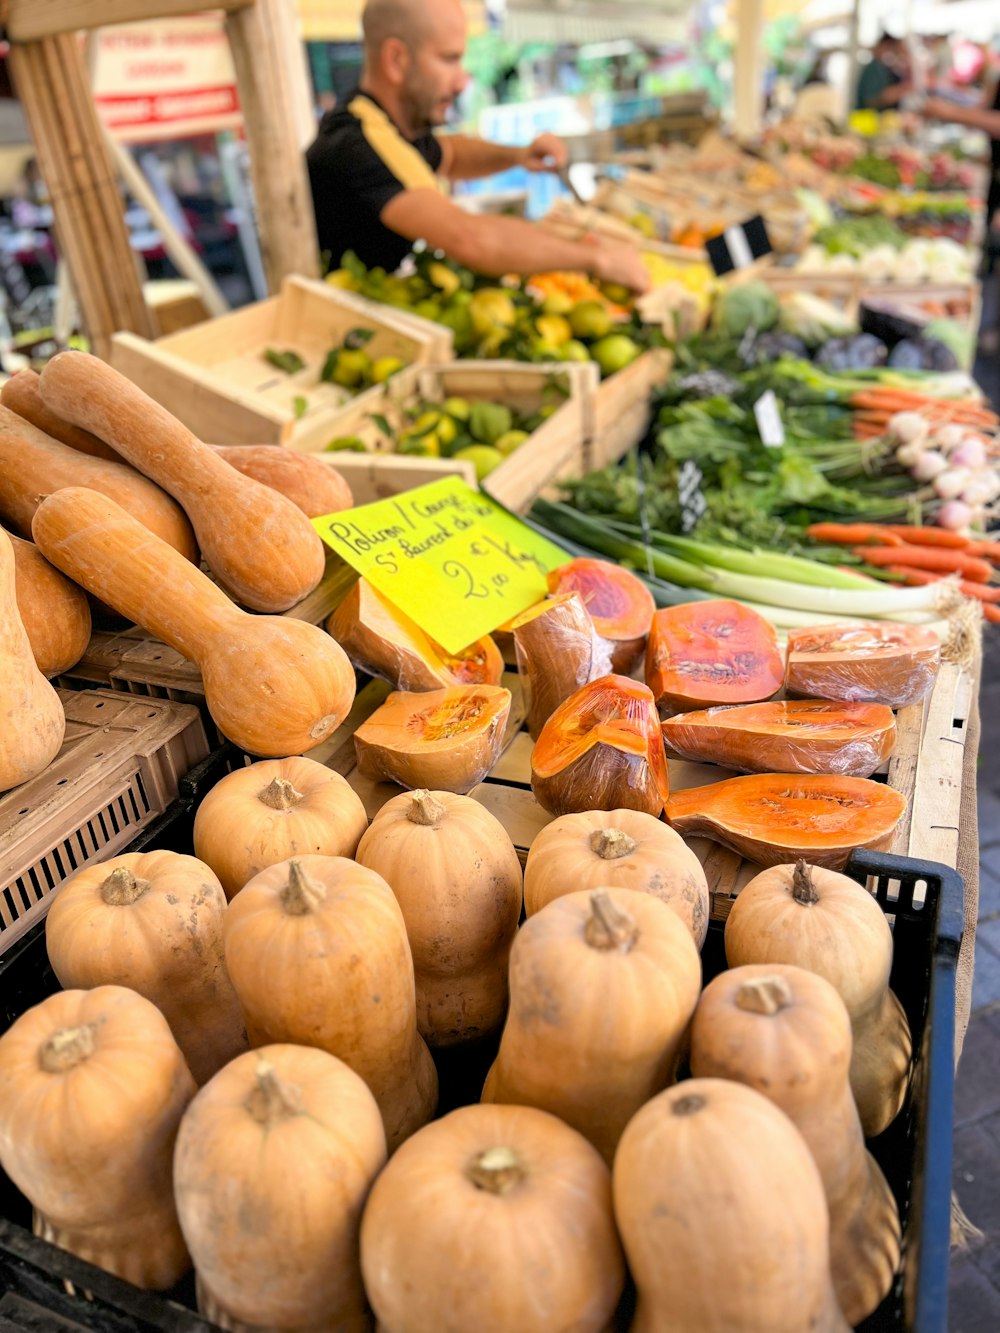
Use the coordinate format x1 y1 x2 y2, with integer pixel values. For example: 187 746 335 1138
690 965 901 1324
8 530 91 676
547 557 655 673
211 444 353 519
0 527 65 790
482 888 702 1164
646 599 784 712
0 404 197 560
1 368 119 459
725 861 912 1138
40 352 325 612
223 855 438 1152
785 622 941 709
355 789 523 1047
31 488 355 758
613 1079 850 1333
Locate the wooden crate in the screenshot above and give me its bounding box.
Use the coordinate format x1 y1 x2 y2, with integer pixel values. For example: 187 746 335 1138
304 659 972 926
539 198 710 264
588 348 673 471
1 690 209 951
108 276 453 446
287 360 595 515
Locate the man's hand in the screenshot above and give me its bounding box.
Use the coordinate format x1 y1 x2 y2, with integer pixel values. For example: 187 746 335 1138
588 239 651 295
920 95 951 120
522 132 568 174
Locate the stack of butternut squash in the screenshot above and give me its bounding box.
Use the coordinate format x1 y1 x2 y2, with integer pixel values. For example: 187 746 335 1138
0 725 915 1331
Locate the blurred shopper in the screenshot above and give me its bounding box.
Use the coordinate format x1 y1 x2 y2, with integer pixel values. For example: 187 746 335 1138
305 0 649 291
856 33 912 111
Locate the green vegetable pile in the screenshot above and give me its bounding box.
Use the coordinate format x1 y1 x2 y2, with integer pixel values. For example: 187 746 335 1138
814 216 908 257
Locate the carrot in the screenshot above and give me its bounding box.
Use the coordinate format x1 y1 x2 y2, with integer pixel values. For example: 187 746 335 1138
965 541 1000 562
984 604 1000 623
853 544 993 582
884 526 969 549
807 523 903 546
959 581 1000 604
883 565 941 586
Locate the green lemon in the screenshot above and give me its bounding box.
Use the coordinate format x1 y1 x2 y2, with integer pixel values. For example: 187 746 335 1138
454 444 504 480
591 333 641 377
443 396 471 422
428 260 461 296
397 428 441 457
331 349 371 388
535 314 572 347
568 299 613 341
541 291 574 316
559 339 592 362
324 436 368 452
470 288 518 338
413 299 443 322
601 281 633 305
494 429 530 456
412 409 457 447
371 356 405 384
325 269 360 291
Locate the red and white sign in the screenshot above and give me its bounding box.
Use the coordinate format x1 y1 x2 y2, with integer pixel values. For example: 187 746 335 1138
92 15 242 143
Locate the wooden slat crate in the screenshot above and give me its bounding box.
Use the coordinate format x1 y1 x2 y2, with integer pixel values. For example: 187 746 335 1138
287 359 596 515
108 276 453 446
0 689 209 951
588 348 673 471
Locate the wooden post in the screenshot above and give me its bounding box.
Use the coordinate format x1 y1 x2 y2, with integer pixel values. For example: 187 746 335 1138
8 34 153 359
225 0 320 289
732 0 766 144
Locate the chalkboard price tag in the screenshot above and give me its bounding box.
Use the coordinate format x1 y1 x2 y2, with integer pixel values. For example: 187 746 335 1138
706 215 773 276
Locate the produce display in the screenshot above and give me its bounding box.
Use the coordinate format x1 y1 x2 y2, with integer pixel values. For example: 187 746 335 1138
0 113 992 1331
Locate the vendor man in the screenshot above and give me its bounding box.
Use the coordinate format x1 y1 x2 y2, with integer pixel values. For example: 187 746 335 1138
306 0 650 292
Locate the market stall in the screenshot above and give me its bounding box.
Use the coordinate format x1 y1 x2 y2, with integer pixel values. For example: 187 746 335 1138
0 13 995 1330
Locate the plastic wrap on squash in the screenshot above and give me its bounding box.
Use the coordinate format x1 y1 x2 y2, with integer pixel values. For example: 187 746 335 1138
328 578 503 692
785 623 941 709
665 773 907 870
511 593 613 740
646 600 784 713
547 558 655 674
531 674 670 818
662 700 897 779
354 684 512 794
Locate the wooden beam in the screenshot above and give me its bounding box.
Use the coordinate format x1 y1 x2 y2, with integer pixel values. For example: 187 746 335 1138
7 0 252 41
8 35 153 359
225 0 319 291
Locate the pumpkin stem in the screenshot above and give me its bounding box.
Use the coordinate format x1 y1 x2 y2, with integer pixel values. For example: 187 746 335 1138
245 1060 304 1127
280 860 326 915
589 827 637 860
584 890 639 952
257 777 304 811
406 790 447 827
465 1146 526 1196
99 866 151 906
671 1093 706 1117
736 976 793 1015
792 860 819 905
39 1025 96 1073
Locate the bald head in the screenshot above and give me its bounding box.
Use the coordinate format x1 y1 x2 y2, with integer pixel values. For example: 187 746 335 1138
360 0 469 133
362 0 465 61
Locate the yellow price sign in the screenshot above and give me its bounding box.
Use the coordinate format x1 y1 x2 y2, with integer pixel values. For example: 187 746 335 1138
313 478 569 654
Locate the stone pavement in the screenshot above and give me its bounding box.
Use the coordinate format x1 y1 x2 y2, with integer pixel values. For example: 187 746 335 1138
949 284 999 1330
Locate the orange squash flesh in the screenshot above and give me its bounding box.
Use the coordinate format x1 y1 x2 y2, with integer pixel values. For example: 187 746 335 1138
328 579 503 692
531 675 670 818
665 774 906 870
547 558 655 673
646 599 784 713
662 701 897 779
354 685 512 793
785 623 941 709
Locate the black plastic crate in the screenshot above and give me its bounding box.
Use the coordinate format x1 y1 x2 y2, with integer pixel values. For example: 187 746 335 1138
0 759 964 1332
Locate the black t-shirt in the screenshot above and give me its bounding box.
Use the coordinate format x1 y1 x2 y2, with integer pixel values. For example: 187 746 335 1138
306 89 443 272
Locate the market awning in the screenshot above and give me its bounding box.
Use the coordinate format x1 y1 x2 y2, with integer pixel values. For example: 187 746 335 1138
502 1 692 46
296 0 488 41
